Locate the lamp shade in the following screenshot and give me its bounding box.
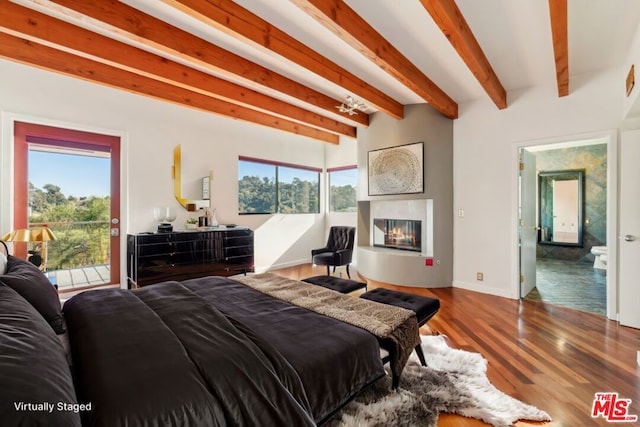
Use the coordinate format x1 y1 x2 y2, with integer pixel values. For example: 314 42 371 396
2 229 32 242
2 227 57 243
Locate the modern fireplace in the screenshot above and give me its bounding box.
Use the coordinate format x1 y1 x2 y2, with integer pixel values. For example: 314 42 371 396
373 218 422 252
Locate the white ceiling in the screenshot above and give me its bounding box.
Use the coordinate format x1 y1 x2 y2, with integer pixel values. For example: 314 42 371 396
15 0 640 119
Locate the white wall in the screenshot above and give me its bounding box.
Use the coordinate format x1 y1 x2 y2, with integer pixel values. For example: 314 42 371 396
623 19 640 118
453 68 623 299
0 59 333 282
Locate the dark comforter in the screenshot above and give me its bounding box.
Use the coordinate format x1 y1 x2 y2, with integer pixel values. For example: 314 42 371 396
63 277 384 426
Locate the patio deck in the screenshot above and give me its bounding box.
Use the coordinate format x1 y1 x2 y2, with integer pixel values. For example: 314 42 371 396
48 264 110 291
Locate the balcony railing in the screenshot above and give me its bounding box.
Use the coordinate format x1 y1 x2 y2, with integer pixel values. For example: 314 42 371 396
29 221 111 291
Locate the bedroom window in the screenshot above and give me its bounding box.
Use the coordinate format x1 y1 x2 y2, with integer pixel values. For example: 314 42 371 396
328 166 357 212
238 157 320 214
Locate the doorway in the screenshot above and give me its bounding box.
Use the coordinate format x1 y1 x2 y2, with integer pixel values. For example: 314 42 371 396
13 122 121 291
518 137 610 316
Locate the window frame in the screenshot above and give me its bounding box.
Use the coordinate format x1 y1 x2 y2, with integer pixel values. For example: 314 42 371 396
238 156 321 215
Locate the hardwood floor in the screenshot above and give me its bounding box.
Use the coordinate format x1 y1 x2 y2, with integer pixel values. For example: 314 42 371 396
272 265 640 427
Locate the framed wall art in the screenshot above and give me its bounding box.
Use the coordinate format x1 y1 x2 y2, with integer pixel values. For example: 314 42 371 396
368 142 424 196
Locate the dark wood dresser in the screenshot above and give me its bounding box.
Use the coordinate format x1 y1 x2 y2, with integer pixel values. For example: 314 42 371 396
126 227 254 288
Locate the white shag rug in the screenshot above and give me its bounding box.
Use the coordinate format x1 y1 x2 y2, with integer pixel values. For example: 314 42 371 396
328 335 551 427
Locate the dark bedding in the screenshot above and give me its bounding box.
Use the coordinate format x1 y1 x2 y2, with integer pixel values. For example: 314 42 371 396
63 276 385 426
181 276 385 423
0 284 80 426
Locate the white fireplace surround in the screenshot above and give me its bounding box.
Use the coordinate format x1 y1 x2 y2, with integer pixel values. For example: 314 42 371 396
369 199 433 257
358 199 435 287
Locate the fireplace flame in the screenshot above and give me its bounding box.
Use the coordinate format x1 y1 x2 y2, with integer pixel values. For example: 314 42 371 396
373 218 422 252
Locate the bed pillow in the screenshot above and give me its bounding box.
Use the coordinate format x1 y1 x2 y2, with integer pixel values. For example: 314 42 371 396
0 255 65 334
0 252 7 275
0 283 81 426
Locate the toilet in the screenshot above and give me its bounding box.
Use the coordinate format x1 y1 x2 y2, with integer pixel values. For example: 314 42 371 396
591 246 607 269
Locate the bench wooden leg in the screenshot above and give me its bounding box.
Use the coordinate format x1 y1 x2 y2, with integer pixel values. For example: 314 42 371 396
415 343 427 366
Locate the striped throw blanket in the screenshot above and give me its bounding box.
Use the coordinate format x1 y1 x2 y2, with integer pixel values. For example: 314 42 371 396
232 273 420 382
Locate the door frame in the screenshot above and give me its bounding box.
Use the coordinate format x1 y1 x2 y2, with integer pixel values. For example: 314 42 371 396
511 129 618 320
618 130 640 328
518 148 537 298
1 112 128 287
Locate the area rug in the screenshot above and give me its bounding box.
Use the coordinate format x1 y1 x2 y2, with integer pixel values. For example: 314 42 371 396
328 335 551 427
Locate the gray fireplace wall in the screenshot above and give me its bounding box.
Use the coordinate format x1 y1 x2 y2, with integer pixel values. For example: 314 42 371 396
356 104 453 287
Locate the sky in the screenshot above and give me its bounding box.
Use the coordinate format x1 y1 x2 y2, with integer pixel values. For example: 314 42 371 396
329 168 357 187
28 154 355 199
29 150 110 198
238 161 357 185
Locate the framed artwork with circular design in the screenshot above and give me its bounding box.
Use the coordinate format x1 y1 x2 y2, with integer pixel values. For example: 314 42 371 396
368 142 424 196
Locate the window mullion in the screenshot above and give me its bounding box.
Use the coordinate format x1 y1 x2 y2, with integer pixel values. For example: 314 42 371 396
275 166 279 214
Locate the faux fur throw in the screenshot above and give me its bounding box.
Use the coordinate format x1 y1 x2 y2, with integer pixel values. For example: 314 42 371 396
329 335 552 427
232 273 420 380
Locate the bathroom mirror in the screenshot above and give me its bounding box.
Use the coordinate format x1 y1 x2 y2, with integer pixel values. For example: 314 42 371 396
538 169 584 247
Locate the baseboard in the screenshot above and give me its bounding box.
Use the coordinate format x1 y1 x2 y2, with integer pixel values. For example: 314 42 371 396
255 258 311 273
452 280 515 299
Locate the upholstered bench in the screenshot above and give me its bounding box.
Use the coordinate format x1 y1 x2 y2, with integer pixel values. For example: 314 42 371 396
360 288 440 369
302 275 367 294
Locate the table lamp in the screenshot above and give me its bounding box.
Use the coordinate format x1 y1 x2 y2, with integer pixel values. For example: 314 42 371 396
1 226 57 271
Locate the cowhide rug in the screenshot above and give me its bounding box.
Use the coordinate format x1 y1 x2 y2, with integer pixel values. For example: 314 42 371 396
328 335 551 427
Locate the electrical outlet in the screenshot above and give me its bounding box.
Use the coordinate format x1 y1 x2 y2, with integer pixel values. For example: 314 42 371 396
476 272 484 281
457 209 465 218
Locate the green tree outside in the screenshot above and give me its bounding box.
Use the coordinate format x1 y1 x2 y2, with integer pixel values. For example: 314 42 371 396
239 175 319 214
330 184 356 212
28 182 110 270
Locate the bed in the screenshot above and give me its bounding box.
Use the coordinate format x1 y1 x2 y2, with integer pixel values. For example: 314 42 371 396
63 274 419 426
0 247 418 426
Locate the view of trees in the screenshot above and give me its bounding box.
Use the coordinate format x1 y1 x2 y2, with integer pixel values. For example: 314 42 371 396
278 177 319 213
238 175 319 214
239 161 357 214
28 182 110 270
238 176 276 213
330 183 357 212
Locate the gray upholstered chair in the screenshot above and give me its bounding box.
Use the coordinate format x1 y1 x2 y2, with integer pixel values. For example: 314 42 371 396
311 226 356 278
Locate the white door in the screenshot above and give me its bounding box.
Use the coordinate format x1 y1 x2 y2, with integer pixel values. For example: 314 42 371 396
519 148 537 297
619 130 640 329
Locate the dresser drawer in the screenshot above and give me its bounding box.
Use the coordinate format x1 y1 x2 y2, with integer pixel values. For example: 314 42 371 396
137 241 204 257
137 251 206 268
224 245 253 258
136 264 205 286
127 228 254 288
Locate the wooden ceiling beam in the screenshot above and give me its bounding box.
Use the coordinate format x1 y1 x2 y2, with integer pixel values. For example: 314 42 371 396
0 2 355 138
292 0 458 119
419 0 507 109
548 0 569 97
162 0 404 120
0 32 339 144
46 0 368 127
